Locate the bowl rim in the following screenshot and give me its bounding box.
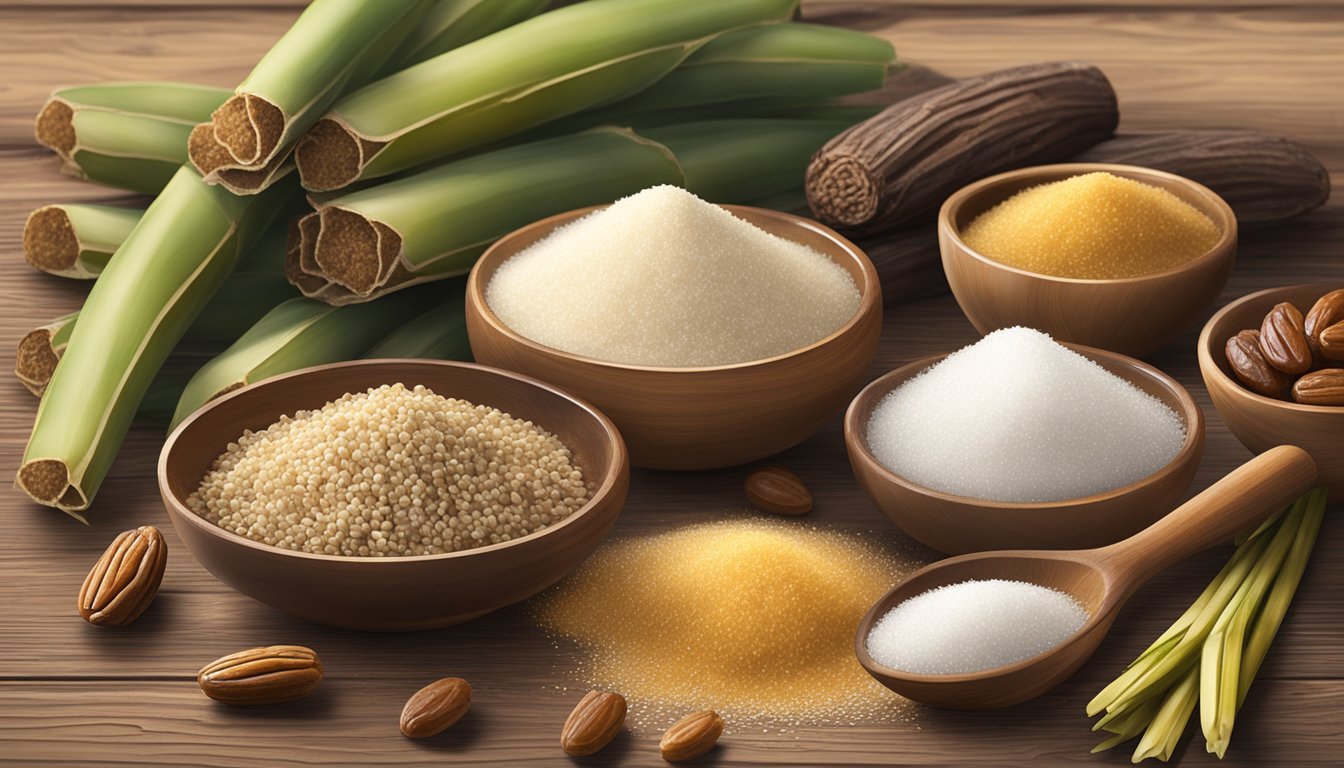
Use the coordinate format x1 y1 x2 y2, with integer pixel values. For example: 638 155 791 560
157 358 629 565
466 203 882 374
1197 282 1344 415
939 162 1238 286
844 340 1205 510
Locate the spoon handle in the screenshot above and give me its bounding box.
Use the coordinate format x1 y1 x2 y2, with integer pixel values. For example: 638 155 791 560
1098 445 1317 585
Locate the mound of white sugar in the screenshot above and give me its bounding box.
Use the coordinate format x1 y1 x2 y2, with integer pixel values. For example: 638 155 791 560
866 327 1186 503
485 185 861 367
866 579 1088 675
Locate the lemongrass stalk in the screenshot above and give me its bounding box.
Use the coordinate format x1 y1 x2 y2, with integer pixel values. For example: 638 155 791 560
593 23 893 114
399 0 550 65
16 168 292 519
23 204 143 279
1089 533 1273 719
1237 488 1327 707
1235 495 1301 546
292 126 684 304
1091 697 1161 753
34 83 230 194
1200 501 1300 758
171 289 440 426
189 0 437 194
1132 664 1200 763
295 0 799 191
364 292 470 360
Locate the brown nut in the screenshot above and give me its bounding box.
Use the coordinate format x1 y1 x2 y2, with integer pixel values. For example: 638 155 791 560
1318 320 1344 362
745 465 812 516
197 645 323 705
561 690 627 756
78 525 167 627
1292 368 1344 406
1258 302 1312 374
660 709 724 763
400 677 471 738
1226 329 1291 398
1304 289 1344 354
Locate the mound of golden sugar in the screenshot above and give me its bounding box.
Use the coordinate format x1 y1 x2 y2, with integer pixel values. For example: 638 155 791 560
962 172 1221 279
536 519 922 729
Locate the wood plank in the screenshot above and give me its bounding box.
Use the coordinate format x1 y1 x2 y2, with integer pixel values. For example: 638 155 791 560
1 2 1343 767
2 679 1341 766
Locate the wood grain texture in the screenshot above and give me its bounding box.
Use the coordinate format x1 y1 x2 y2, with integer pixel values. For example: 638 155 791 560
1 1 1342 766
845 345 1207 555
466 205 883 470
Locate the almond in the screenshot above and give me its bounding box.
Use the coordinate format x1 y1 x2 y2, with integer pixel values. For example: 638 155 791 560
1292 368 1344 406
197 645 323 705
660 709 724 763
1259 302 1312 374
560 690 626 756
1318 320 1344 362
1226 329 1290 398
745 466 812 516
78 525 167 627
400 677 471 738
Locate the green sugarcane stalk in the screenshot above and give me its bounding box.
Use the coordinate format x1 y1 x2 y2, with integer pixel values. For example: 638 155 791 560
22 204 144 279
171 288 441 427
364 292 471 360
294 0 800 191
1132 664 1200 763
188 0 439 194
399 0 551 64
16 168 292 519
34 83 231 194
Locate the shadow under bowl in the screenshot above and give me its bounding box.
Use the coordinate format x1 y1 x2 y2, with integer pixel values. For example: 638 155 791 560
844 343 1205 555
465 204 883 471
158 359 630 631
940 163 1238 357
1198 283 1344 498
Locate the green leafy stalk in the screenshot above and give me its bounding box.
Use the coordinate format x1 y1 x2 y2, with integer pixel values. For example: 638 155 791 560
22 204 143 279
189 0 438 194
16 168 291 519
364 290 471 360
1132 664 1200 763
398 0 550 65
295 0 799 191
171 288 441 426
34 83 230 194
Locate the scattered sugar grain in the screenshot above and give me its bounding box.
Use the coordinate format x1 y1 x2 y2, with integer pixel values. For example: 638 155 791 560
485 185 860 367
962 171 1220 279
187 383 588 557
866 579 1088 674
536 519 922 729
866 327 1186 503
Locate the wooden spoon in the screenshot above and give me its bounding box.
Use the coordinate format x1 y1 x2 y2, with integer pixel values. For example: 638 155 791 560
855 445 1317 710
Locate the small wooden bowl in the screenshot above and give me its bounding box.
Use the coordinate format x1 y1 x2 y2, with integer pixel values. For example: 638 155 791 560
844 343 1204 554
940 163 1238 357
1198 283 1344 498
159 360 629 631
465 204 883 470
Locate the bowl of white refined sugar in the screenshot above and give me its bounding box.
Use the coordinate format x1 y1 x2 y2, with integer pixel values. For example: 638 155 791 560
466 186 883 470
844 328 1204 554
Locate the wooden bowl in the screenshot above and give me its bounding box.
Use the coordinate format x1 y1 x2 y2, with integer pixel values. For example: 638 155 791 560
158 359 629 631
940 163 1238 357
465 204 883 470
1198 283 1344 498
844 343 1205 555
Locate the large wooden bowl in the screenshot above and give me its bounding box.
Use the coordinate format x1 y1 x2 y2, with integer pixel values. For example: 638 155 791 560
844 343 1205 555
159 360 629 631
940 163 1238 357
465 204 883 470
1198 283 1344 498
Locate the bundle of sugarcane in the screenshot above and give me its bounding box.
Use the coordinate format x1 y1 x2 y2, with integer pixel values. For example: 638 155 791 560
18 0 911 517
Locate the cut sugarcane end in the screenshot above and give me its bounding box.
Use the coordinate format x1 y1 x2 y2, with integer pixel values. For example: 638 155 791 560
295 118 382 192
15 328 60 396
22 206 80 275
16 459 89 520
34 99 76 157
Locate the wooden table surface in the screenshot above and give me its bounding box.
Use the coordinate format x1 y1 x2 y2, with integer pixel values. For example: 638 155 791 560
2 2 1341 766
